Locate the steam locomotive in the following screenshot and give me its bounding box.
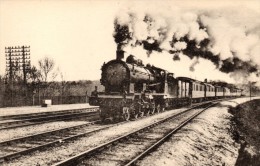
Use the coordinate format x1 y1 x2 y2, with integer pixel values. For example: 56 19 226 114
89 51 242 122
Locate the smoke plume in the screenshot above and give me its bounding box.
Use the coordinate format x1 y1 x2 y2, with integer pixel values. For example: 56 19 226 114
113 7 260 84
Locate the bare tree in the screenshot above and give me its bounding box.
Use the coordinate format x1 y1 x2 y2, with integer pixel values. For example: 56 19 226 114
38 57 55 82
38 57 57 98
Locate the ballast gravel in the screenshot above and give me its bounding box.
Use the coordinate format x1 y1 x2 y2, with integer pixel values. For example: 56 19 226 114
3 107 186 166
137 97 260 166
0 121 89 142
3 97 259 165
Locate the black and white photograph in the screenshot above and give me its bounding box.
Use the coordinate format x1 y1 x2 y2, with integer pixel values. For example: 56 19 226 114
0 0 260 165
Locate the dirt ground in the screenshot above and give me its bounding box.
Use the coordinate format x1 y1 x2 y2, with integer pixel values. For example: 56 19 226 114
229 99 260 166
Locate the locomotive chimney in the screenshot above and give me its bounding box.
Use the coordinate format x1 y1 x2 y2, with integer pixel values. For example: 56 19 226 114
116 50 124 60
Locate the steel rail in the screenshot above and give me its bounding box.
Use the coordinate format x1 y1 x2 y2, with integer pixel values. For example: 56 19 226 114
0 120 99 146
0 111 99 130
0 120 128 163
0 103 174 164
53 102 215 166
0 107 98 120
124 102 217 166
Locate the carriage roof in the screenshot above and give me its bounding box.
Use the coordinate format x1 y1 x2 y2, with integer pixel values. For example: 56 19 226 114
176 77 204 84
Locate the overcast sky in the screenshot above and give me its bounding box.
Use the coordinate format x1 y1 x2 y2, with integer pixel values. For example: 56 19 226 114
1 0 259 83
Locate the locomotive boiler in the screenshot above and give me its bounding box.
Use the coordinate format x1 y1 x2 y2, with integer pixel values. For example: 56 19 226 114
89 50 177 122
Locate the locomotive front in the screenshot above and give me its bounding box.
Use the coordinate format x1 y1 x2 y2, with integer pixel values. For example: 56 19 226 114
100 60 130 93
101 53 156 94
89 51 159 122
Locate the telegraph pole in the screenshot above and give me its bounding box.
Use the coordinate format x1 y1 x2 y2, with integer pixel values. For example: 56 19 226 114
5 46 31 106
5 46 31 84
5 47 14 106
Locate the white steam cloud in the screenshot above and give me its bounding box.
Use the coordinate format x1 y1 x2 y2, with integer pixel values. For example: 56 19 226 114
114 3 260 85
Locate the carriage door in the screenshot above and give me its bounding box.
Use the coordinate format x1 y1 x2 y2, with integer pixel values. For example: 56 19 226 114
178 80 182 98
204 85 206 97
185 82 189 97
182 81 185 98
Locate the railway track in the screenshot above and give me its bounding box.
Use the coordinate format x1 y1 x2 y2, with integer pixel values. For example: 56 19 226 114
0 120 125 163
0 107 98 130
53 102 217 166
0 106 167 163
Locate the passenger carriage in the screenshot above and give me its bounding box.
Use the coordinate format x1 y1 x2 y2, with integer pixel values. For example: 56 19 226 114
204 83 215 100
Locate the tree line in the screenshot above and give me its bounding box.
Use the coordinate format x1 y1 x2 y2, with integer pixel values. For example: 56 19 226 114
0 57 103 107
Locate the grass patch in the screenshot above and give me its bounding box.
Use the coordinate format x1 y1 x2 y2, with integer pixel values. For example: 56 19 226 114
229 99 260 166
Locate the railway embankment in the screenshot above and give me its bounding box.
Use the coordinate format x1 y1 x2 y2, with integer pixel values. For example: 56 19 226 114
138 97 260 166
229 98 260 166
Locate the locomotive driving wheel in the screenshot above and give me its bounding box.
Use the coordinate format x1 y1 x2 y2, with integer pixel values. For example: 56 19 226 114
150 102 155 115
161 106 165 112
139 110 144 118
122 107 130 121
99 108 106 123
145 108 150 116
150 106 155 114
156 104 161 113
